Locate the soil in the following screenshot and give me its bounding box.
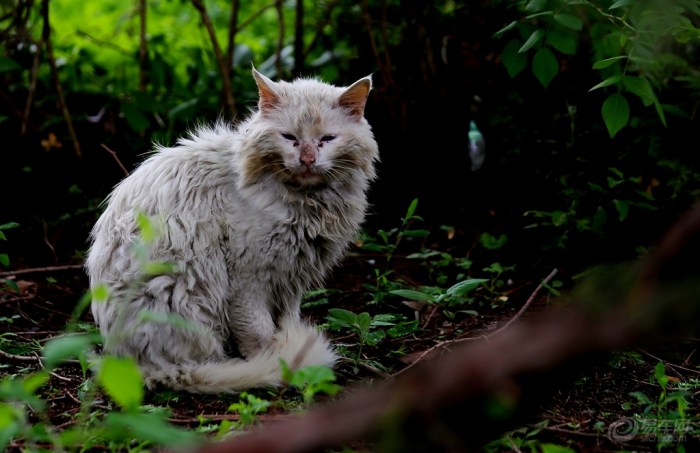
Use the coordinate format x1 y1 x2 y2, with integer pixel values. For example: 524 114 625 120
1 243 699 452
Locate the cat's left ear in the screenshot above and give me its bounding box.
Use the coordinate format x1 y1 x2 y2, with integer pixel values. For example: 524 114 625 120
252 66 279 113
339 75 372 120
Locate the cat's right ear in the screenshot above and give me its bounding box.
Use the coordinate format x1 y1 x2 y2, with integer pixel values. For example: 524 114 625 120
252 67 279 113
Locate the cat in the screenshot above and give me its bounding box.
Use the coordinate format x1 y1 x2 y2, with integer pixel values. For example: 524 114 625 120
85 67 379 393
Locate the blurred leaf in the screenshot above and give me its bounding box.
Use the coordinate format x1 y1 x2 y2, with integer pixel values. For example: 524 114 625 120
592 56 626 69
502 39 528 77
445 279 488 296
553 13 583 30
519 29 544 53
0 57 21 73
589 75 622 91
525 0 547 12
389 289 434 302
547 29 578 55
42 334 99 370
532 48 558 88
623 76 656 106
97 356 144 410
602 93 630 137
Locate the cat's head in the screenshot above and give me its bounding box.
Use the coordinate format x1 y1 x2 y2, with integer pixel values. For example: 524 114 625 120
239 68 379 196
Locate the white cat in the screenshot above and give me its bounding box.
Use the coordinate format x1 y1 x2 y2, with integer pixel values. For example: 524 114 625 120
85 68 379 393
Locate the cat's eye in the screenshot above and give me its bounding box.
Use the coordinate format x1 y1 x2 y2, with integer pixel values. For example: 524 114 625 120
281 133 297 141
320 135 336 143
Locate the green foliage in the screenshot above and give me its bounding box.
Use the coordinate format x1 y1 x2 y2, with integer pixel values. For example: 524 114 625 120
359 198 429 304
0 223 19 293
280 360 342 404
495 0 700 137
227 392 271 428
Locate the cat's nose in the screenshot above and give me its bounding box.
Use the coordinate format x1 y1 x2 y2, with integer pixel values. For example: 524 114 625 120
299 143 317 166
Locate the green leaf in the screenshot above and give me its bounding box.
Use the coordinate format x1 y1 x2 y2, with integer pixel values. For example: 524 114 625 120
541 444 577 453
97 356 144 410
402 229 430 238
0 254 8 268
91 284 109 302
592 56 626 69
389 289 434 302
105 412 199 446
42 334 99 369
519 29 544 53
445 279 488 296
546 29 577 55
553 13 583 31
135 212 157 243
602 93 630 138
493 20 518 37
532 48 558 88
653 99 667 127
501 40 528 78
589 75 622 91
326 308 358 328
613 199 629 221
609 0 633 9
524 0 547 12
0 57 21 73
405 198 419 220
551 210 567 226
121 102 150 133
654 361 669 389
0 222 19 230
623 76 656 106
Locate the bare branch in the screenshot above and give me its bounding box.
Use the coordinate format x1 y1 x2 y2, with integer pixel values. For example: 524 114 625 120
191 0 236 118
41 0 81 157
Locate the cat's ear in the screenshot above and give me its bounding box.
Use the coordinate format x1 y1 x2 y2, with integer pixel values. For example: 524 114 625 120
339 75 372 120
252 66 279 113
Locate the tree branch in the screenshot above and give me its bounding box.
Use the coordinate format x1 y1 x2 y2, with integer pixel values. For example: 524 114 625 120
41 0 81 157
191 0 236 118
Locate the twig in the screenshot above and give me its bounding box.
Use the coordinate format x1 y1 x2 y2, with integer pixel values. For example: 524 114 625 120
636 348 700 376
41 0 81 157
0 349 41 362
21 38 41 136
138 0 148 92
274 0 284 77
0 264 84 278
100 143 129 176
225 0 241 80
42 219 58 262
485 268 558 337
49 371 73 382
191 0 236 118
393 269 559 377
293 0 303 76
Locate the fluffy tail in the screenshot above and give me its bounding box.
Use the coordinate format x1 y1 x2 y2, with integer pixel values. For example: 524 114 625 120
141 322 337 394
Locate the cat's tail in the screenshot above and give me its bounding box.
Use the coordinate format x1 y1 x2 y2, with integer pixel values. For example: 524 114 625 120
141 321 337 394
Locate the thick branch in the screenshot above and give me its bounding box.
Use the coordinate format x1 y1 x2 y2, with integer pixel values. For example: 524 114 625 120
41 0 81 157
191 0 236 118
138 0 148 92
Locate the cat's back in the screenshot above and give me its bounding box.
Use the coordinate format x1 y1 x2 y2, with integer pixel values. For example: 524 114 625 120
102 123 240 220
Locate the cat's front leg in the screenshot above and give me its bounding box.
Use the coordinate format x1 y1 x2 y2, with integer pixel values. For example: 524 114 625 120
227 296 277 358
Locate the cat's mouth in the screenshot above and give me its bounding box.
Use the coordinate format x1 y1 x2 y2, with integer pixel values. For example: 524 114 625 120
285 170 328 192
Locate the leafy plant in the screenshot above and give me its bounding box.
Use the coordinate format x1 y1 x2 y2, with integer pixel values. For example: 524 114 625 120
280 360 342 404
325 308 397 369
625 361 695 450
359 198 429 304
495 0 700 137
0 222 19 293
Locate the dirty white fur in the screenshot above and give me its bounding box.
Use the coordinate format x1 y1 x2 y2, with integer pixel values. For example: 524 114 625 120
85 68 378 393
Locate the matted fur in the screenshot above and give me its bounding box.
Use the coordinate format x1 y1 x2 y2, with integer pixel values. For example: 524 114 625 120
85 68 379 393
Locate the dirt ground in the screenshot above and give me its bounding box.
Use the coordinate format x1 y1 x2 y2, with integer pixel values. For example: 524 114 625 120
1 247 699 452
